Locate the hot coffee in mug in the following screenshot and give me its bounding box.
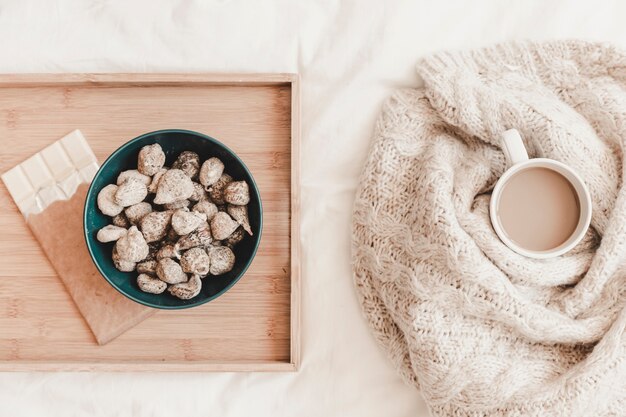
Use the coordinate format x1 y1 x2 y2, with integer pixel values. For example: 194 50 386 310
490 129 592 259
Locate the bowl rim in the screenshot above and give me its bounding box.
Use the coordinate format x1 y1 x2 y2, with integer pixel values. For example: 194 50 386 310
83 128 263 310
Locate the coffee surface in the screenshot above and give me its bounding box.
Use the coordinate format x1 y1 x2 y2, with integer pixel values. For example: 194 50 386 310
496 167 580 252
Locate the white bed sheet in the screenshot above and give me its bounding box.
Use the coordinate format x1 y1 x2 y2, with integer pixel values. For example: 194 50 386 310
1 1 626 416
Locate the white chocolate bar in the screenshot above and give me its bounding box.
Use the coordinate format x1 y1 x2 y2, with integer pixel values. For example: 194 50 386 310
1 130 99 216
1 165 34 206
21 153 54 190
41 141 74 181
60 130 97 170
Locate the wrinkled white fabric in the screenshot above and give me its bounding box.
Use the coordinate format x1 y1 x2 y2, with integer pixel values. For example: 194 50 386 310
2 1 626 416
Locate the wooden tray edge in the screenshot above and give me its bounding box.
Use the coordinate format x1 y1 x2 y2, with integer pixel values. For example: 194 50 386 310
0 72 298 87
290 74 302 371
0 361 297 372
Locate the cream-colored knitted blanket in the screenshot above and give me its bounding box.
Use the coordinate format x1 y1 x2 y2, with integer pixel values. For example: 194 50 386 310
352 41 626 416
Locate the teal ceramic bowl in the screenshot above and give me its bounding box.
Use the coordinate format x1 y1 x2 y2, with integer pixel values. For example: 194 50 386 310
84 129 263 309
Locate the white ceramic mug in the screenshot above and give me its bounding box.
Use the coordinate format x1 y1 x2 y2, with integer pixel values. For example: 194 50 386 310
489 129 592 259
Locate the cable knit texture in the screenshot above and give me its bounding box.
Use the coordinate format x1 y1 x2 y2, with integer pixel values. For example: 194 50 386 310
352 41 626 416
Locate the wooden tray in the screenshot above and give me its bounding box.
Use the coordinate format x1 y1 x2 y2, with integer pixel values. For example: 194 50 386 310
0 73 300 371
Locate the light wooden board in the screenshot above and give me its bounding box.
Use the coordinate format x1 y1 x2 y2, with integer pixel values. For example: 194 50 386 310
0 73 300 371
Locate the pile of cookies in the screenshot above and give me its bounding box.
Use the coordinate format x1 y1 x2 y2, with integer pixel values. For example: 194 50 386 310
96 143 253 300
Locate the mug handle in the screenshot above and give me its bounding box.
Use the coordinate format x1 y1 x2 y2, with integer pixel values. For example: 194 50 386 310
501 129 529 165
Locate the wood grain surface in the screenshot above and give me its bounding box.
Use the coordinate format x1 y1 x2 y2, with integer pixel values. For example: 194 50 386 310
0 73 300 371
